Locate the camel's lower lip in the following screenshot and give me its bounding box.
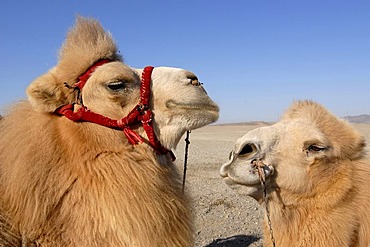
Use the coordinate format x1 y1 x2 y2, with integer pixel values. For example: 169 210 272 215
223 177 261 189
166 100 219 112
223 176 261 187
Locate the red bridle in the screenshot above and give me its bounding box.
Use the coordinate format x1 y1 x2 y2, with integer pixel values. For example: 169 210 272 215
56 60 175 161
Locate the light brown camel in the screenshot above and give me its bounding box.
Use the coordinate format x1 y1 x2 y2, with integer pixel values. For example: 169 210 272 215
0 17 219 246
220 100 370 247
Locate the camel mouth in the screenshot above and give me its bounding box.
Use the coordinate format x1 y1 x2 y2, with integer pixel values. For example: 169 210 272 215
221 159 274 187
166 100 219 112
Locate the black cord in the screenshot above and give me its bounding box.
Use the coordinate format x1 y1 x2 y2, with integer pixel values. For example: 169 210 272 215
182 130 191 194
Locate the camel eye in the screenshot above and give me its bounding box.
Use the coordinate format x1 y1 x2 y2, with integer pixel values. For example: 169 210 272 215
107 81 126 91
307 145 326 152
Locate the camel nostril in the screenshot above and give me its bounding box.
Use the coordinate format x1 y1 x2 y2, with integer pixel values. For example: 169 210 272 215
192 79 202 86
187 76 202 86
239 143 258 157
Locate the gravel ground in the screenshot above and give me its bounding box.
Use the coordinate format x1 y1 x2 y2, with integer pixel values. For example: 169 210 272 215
174 124 370 247
175 125 265 247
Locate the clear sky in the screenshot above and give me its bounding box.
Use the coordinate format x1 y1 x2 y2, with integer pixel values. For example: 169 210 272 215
1 1 369 123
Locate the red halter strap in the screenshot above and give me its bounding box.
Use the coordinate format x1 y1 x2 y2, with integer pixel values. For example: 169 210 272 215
75 59 112 90
56 61 175 161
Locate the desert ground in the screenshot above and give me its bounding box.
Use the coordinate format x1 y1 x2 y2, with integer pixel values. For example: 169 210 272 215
174 123 370 247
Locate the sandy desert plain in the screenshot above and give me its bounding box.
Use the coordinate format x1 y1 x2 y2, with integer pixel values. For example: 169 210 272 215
173 123 370 247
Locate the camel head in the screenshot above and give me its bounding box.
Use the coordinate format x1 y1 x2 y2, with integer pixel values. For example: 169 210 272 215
220 100 366 203
26 17 219 150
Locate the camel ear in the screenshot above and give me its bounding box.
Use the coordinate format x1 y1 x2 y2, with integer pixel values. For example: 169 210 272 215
27 17 121 113
26 68 74 112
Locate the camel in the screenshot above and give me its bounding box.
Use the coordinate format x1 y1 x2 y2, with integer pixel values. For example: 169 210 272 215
0 17 219 246
220 100 370 247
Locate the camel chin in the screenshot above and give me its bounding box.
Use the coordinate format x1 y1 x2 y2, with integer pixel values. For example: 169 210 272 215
223 177 262 200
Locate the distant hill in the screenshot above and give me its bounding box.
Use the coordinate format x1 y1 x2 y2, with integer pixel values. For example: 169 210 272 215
217 115 370 126
343 114 370 124
216 121 273 126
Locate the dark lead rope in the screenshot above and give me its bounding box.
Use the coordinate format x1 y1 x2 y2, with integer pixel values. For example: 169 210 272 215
182 130 191 194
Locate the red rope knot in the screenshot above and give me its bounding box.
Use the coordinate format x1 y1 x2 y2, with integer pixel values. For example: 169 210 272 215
117 111 144 145
137 103 149 112
123 128 144 145
116 118 128 129
139 109 152 124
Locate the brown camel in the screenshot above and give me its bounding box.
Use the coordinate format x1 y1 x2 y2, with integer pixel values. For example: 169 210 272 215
221 100 370 247
0 17 219 246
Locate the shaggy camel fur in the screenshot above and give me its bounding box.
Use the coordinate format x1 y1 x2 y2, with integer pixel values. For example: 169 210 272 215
0 17 219 246
221 100 370 247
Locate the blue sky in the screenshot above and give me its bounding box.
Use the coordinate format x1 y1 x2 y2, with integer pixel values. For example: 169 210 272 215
1 1 369 123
